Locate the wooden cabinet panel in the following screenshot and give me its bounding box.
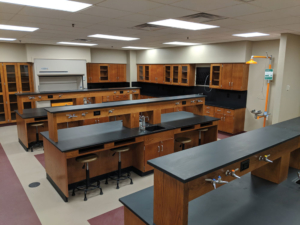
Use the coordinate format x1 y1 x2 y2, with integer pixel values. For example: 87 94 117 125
214 113 225 131
0 64 7 124
159 139 174 157
102 96 113 102
164 65 172 84
223 115 234 134
232 64 249 90
180 65 189 85
109 64 118 82
210 64 222 88
204 106 215 117
118 64 126 82
87 64 126 83
172 65 180 85
144 142 160 171
156 65 164 83
224 109 235 116
144 65 150 82
214 107 224 114
137 65 144 81
221 64 232 89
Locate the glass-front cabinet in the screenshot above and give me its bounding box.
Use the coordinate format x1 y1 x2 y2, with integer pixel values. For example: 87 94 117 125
2 63 33 123
164 65 172 84
0 64 7 124
138 65 144 81
145 65 150 82
180 65 189 85
172 66 179 85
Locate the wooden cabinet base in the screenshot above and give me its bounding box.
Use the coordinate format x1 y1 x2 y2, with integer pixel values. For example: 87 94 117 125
124 207 146 225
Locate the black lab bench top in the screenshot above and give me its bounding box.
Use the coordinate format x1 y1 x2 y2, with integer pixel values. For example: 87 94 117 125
45 94 206 114
120 168 300 225
148 117 300 183
40 111 218 152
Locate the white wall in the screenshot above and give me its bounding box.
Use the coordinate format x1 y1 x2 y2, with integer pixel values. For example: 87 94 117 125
244 40 280 131
25 44 91 62
127 50 137 84
91 48 127 64
0 43 27 62
136 41 251 64
273 33 300 123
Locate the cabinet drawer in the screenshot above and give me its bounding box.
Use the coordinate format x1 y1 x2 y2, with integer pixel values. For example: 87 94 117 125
224 109 234 116
121 94 130 100
102 96 113 102
144 130 174 145
205 106 214 110
215 107 224 114
204 110 214 117
113 95 121 101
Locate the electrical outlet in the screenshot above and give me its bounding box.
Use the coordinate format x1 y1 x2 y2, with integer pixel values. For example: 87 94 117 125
240 159 250 172
286 85 290 91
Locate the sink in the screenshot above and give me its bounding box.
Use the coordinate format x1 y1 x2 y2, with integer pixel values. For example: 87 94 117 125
145 125 165 132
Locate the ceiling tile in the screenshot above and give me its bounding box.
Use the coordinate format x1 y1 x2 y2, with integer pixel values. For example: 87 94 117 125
0 13 15 21
171 0 242 12
208 4 268 18
118 13 164 23
96 0 163 12
247 0 300 10
148 0 183 4
236 11 287 23
140 5 198 18
64 13 109 24
17 7 71 19
0 2 24 13
277 5 300 17
80 6 133 18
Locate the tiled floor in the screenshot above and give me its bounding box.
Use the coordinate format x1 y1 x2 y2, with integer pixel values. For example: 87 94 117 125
0 124 238 225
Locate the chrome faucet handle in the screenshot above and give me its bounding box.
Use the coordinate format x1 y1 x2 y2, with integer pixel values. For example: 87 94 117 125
109 109 114 114
82 112 88 116
205 178 217 190
175 102 180 105
225 168 241 179
28 96 35 100
38 96 42 99
67 114 77 119
259 154 273 163
191 100 195 103
59 94 63 98
216 175 228 184
197 99 203 103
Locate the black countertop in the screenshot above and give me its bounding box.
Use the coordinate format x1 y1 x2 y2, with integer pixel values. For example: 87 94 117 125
16 108 47 119
140 92 245 110
148 117 300 183
120 168 300 225
45 94 206 114
15 87 141 96
40 111 218 152
205 101 245 110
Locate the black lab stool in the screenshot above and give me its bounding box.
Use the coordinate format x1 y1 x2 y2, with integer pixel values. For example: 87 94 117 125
29 123 44 152
72 154 103 201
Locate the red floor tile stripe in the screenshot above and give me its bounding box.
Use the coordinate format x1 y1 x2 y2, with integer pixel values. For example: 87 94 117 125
34 153 45 168
0 143 42 225
88 206 124 225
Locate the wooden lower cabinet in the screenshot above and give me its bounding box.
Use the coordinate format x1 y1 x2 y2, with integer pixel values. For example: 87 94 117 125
205 105 245 134
81 117 109 125
144 138 174 171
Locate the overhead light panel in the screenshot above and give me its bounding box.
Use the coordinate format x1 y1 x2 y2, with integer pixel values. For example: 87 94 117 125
57 42 97 46
163 42 200 46
0 24 38 32
148 19 219 30
0 0 91 12
122 46 153 50
88 34 139 41
233 32 270 37
0 38 16 41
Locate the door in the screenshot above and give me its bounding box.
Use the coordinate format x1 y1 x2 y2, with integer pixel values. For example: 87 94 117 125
164 65 172 84
118 64 126 82
232 64 246 90
223 115 234 134
99 64 109 82
180 65 189 85
159 139 174 157
137 65 144 81
144 142 160 171
214 113 225 131
144 65 150 82
18 63 33 110
109 64 118 82
172 66 180 85
210 64 222 88
221 64 232 89
3 63 19 122
0 64 7 124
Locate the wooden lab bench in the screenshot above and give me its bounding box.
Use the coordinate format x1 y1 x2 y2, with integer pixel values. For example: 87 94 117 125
120 117 300 225
15 87 141 150
41 111 219 202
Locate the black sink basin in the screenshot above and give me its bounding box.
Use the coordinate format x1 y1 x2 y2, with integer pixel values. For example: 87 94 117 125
145 125 165 132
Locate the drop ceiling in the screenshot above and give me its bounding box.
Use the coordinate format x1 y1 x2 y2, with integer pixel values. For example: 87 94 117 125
0 0 300 49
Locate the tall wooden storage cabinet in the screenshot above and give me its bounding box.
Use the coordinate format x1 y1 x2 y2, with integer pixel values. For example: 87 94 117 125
1 63 34 123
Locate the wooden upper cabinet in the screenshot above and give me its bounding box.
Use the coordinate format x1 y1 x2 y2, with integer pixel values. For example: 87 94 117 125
87 63 126 83
210 64 222 88
220 64 233 89
172 65 180 85
0 64 7 124
210 63 249 91
231 64 249 91
137 65 144 81
164 65 172 84
144 65 150 82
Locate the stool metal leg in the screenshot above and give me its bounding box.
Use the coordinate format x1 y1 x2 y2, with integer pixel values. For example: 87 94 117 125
182 143 185 150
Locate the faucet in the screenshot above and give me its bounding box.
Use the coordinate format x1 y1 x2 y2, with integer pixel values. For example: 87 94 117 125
140 115 149 131
259 154 273 163
225 168 241 179
205 176 228 190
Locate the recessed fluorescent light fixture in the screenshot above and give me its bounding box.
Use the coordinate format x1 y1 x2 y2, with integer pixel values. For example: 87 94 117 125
0 0 91 12
88 34 139 41
57 42 97 46
122 46 152 50
0 38 16 41
233 32 270 37
0 24 38 32
148 19 219 30
163 42 200 46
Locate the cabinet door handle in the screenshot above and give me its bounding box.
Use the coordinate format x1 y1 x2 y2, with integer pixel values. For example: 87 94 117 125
161 144 163 152
231 82 233 86
95 120 97 124
229 82 230 86
217 109 221 111
158 145 160 153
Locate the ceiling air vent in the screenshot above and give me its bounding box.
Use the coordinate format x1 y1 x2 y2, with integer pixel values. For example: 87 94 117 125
132 23 166 31
179 13 227 23
72 39 92 42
